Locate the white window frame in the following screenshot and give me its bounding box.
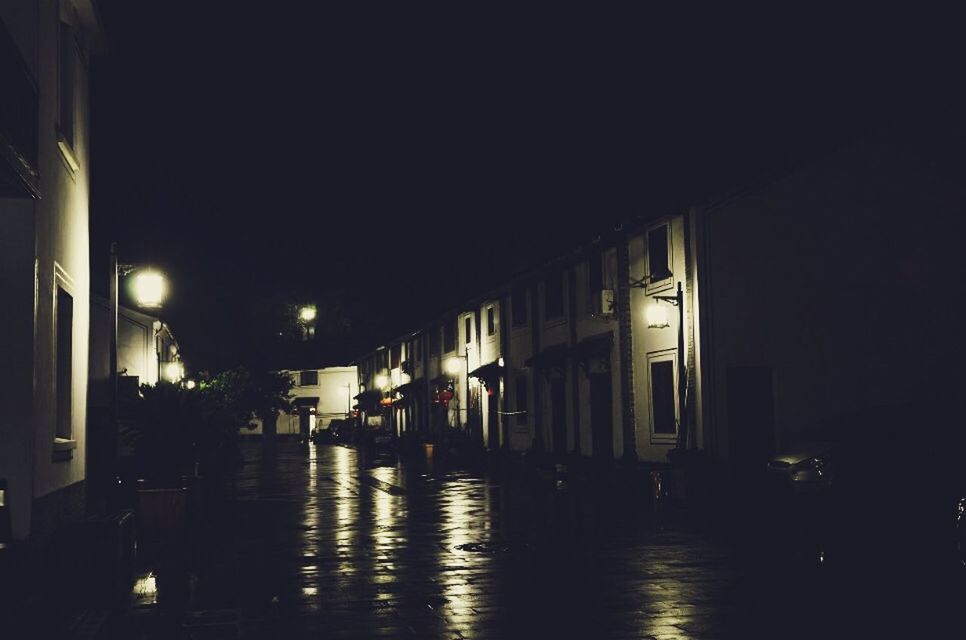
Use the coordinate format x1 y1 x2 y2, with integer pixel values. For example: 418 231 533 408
647 348 679 444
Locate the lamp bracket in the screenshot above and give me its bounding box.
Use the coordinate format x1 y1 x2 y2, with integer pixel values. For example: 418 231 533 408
653 294 680 306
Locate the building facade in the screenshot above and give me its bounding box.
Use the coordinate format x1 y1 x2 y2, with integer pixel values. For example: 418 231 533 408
350 114 966 472
0 0 104 541
248 367 358 438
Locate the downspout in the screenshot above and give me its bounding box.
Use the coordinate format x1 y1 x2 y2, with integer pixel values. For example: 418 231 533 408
617 236 637 461
567 263 581 456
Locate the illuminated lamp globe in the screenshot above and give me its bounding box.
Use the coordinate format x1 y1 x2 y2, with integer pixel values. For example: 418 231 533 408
299 305 317 322
133 270 166 308
645 303 671 329
374 374 389 390
163 361 184 383
445 356 463 376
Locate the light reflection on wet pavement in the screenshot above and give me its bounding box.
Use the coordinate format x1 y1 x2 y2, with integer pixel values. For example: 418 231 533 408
115 441 964 639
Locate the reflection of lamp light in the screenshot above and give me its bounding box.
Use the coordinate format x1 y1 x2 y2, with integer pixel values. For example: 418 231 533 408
375 374 389 390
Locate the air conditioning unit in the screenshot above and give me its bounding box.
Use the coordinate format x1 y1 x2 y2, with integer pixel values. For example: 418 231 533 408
594 289 615 316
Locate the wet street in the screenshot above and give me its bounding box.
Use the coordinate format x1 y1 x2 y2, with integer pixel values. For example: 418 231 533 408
109 441 965 639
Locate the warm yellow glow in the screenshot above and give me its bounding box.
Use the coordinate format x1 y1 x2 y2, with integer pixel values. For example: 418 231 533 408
299 305 317 322
646 303 670 328
184 379 196 390
133 270 166 308
445 356 463 376
163 361 184 383
375 374 389 390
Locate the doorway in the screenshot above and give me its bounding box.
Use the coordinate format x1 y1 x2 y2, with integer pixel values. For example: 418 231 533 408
726 366 775 471
589 373 613 460
550 377 567 459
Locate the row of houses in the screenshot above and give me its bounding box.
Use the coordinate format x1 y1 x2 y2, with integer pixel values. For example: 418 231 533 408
354 113 966 468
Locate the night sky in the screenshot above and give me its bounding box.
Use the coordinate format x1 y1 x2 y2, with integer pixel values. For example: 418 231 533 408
89 3 956 373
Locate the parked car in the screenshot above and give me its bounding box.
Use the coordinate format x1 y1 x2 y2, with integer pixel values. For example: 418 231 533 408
763 408 966 574
766 442 841 494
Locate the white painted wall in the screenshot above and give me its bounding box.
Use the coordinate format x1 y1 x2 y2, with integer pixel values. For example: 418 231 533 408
0 0 99 539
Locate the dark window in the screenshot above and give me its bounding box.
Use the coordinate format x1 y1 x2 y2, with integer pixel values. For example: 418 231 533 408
443 321 456 352
511 288 528 327
515 375 528 425
390 344 400 368
429 327 440 356
413 337 420 357
544 272 564 319
58 22 75 147
487 306 496 336
56 288 73 439
464 317 472 344
300 370 318 386
648 225 671 281
651 360 676 434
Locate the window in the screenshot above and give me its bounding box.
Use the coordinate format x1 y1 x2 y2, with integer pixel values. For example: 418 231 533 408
464 317 472 344
544 272 564 320
390 344 400 368
56 288 73 439
648 224 671 282
648 352 677 439
511 288 528 327
300 370 318 386
443 321 456 353
515 375 528 425
413 337 420 357
429 327 440 356
487 306 496 336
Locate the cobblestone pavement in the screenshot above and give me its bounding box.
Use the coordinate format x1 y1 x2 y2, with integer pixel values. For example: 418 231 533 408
99 441 964 639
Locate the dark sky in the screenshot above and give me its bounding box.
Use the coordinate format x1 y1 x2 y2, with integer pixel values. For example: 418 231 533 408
89 3 955 373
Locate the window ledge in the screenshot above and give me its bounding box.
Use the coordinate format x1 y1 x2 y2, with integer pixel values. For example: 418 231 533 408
52 437 76 462
57 136 79 173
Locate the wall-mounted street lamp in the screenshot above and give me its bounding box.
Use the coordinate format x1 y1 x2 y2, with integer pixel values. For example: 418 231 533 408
636 280 689 450
163 361 185 384
374 373 390 390
444 355 465 376
131 269 166 309
298 305 317 323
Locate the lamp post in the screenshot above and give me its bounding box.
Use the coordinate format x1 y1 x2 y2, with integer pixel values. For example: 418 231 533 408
375 372 390 433
641 281 689 450
444 352 470 432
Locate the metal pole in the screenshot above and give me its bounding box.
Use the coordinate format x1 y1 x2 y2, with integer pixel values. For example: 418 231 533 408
109 243 119 428
675 281 687 450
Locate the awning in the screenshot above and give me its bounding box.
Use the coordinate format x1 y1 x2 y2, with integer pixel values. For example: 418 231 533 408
573 332 613 375
468 361 504 389
524 343 570 370
292 396 319 408
430 374 452 387
353 389 384 403
394 379 426 397
572 332 613 357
